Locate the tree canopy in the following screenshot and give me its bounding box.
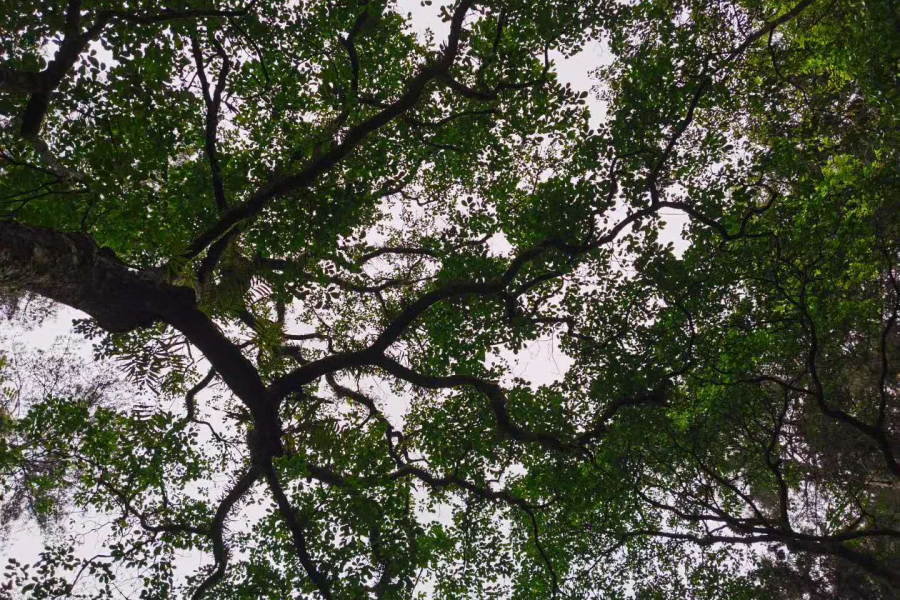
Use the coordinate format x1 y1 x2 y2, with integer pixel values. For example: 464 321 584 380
1 0 899 597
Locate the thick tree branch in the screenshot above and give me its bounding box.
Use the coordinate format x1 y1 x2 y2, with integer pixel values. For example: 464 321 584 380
183 0 477 262
0 222 282 454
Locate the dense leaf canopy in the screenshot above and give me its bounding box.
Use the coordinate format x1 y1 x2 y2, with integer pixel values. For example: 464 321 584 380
1 0 899 597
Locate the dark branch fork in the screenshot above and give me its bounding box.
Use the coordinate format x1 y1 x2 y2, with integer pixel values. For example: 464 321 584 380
0 0 831 597
770 240 900 479
181 0 479 266
0 175 653 598
318 376 559 592
1 0 245 168
72 452 262 599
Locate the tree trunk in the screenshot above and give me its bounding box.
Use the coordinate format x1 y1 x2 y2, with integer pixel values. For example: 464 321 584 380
0 222 174 332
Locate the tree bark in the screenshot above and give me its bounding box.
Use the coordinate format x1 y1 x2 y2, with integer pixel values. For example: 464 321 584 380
0 221 171 332
0 67 50 95
0 222 283 456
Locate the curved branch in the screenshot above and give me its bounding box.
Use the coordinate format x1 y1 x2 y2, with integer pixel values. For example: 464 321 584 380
191 465 262 600
190 33 231 214
183 0 477 262
0 222 281 454
374 355 579 454
263 461 333 599
650 0 817 181
269 205 659 401
185 368 217 421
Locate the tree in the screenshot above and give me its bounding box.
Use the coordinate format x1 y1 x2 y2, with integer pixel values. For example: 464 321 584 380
1 0 899 597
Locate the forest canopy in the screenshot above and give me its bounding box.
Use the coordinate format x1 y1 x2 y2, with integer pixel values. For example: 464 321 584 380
1 0 899 597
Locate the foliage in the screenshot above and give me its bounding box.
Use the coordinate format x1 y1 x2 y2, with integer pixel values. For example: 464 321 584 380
1 0 899 598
